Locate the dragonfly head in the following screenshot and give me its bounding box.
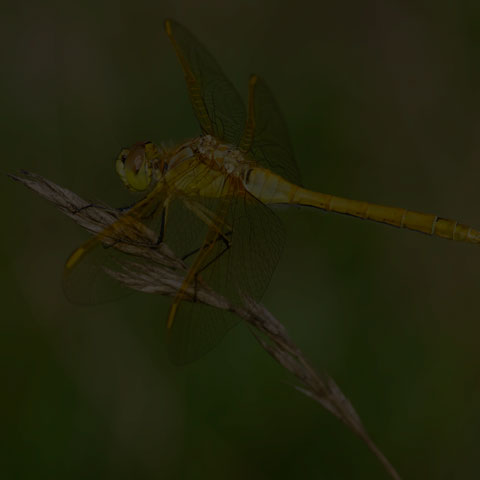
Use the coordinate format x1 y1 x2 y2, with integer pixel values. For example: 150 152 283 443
116 141 159 192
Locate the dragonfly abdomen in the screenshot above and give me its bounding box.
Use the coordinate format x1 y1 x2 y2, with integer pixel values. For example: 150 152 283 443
246 168 480 244
294 188 480 244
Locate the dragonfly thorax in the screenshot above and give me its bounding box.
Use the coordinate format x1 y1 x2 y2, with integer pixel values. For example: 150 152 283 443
192 135 252 176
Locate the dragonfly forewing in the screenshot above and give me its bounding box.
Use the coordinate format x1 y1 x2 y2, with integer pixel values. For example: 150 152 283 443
63 183 170 304
165 19 246 146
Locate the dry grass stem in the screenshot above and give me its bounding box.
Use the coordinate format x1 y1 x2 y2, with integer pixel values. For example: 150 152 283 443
11 171 402 480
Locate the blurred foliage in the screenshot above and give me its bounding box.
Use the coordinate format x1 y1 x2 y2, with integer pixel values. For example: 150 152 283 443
3 1 480 478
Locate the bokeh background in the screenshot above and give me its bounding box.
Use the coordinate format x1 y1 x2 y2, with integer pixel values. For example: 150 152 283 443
3 1 480 478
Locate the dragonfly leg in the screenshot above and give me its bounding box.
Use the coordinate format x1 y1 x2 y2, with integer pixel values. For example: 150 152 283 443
70 203 124 251
180 197 234 261
192 233 232 302
72 201 137 215
117 202 137 212
181 229 232 262
72 202 103 215
154 207 168 245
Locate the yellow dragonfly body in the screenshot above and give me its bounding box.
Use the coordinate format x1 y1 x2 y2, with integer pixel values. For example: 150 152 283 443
64 19 480 364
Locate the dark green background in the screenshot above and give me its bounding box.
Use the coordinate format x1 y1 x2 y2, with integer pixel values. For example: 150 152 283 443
3 1 480 478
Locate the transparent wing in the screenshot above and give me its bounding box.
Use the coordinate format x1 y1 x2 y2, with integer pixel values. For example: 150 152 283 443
167 302 238 365
63 235 134 305
63 185 170 304
245 76 302 185
165 178 285 364
165 19 246 145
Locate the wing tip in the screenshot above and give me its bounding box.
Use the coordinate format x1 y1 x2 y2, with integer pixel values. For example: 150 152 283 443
65 247 85 271
167 303 178 329
164 18 173 36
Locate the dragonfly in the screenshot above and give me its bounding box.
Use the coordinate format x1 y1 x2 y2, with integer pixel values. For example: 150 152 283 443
64 19 480 364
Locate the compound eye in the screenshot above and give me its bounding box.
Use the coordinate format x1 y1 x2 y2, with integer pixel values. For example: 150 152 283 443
116 148 130 169
115 148 131 187
126 146 147 174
